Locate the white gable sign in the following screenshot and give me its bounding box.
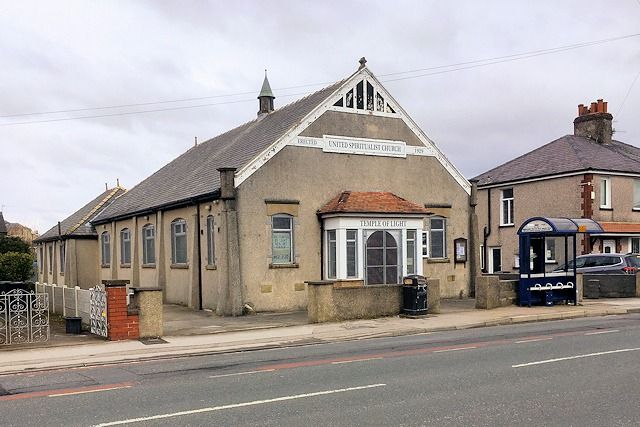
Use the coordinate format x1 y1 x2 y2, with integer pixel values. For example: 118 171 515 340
323 135 406 158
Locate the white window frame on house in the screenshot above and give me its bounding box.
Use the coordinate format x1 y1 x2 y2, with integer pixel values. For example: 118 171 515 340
206 215 216 266
39 247 43 273
429 217 447 259
406 229 417 275
600 177 611 209
48 244 53 273
120 228 131 266
634 180 640 211
480 244 485 270
500 188 514 226
631 237 640 254
489 247 502 273
271 214 294 265
322 216 424 282
59 242 65 274
142 224 155 265
101 232 110 267
327 230 337 279
421 231 429 258
171 219 188 265
545 238 556 263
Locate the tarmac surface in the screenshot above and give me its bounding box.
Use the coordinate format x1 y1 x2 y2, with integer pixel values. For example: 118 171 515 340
1 297 639 375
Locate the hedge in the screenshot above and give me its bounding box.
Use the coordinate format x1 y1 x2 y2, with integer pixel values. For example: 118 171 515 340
0 252 35 282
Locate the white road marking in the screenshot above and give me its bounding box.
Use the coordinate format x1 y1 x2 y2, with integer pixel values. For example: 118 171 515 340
331 357 383 364
515 337 553 344
48 385 132 398
209 369 275 379
93 383 386 426
584 329 619 336
513 347 640 368
433 346 477 353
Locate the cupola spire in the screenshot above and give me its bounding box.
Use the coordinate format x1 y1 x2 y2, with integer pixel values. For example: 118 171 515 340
258 70 275 116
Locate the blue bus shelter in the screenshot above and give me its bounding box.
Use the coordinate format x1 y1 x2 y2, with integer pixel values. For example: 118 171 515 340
518 217 603 307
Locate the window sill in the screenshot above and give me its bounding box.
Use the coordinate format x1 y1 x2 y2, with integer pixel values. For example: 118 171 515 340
599 207 613 211
170 263 189 269
633 208 640 212
545 260 557 264
142 263 156 269
205 265 217 270
499 224 515 228
101 264 110 269
269 263 299 269
120 263 131 269
427 258 450 264
60 272 64 276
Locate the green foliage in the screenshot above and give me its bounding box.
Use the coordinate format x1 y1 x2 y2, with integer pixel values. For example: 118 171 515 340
0 252 35 281
0 235 31 255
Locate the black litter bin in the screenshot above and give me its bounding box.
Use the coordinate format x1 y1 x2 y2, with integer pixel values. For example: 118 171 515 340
402 275 427 315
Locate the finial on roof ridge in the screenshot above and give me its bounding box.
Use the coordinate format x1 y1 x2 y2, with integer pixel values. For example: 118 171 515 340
358 57 367 70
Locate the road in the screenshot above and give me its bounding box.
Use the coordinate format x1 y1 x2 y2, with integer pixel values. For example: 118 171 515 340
1 314 640 426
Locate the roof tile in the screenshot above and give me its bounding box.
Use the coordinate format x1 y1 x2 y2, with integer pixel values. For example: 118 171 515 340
318 191 430 215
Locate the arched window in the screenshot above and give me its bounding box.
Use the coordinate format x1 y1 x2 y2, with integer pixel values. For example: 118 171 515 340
101 232 111 266
271 214 294 264
206 215 215 266
120 228 131 265
365 231 399 285
142 224 155 265
171 219 188 264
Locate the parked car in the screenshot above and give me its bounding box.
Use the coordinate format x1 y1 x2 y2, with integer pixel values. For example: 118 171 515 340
554 253 640 274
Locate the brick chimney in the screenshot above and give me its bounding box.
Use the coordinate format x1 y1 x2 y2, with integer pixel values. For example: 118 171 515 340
573 99 613 144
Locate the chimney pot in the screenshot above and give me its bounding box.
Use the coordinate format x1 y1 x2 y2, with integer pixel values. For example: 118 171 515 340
578 104 584 116
603 101 608 113
590 102 597 112
597 99 604 113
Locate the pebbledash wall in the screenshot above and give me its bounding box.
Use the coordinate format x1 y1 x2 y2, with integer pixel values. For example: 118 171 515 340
82 64 476 313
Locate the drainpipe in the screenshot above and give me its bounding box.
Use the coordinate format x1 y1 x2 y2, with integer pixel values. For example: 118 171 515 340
482 188 492 273
318 214 325 280
195 202 203 310
468 180 479 296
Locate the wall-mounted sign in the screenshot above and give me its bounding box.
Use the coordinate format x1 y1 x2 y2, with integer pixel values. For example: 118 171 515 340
323 135 406 158
521 220 553 233
454 238 467 263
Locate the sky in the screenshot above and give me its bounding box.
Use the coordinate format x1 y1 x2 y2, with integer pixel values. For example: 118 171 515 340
1 1 639 233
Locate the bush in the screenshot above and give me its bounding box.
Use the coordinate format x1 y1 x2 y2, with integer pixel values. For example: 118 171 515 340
0 236 31 255
0 252 35 281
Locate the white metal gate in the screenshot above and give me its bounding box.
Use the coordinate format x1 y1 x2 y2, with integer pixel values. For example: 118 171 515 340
0 289 49 345
90 284 108 337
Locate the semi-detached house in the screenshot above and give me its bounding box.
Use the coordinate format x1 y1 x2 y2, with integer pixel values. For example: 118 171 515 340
38 60 476 315
475 99 640 274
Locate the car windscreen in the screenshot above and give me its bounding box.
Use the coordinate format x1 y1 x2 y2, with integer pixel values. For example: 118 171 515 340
626 255 640 267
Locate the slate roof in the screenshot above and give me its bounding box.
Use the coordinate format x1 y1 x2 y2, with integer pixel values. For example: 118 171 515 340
35 187 125 242
93 80 345 223
473 135 640 186
0 212 7 235
318 191 431 215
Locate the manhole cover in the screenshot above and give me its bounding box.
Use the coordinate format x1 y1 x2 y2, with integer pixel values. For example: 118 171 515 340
139 338 168 345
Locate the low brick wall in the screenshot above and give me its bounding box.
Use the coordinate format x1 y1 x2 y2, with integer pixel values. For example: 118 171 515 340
583 274 640 299
307 279 440 323
104 280 139 341
475 275 518 309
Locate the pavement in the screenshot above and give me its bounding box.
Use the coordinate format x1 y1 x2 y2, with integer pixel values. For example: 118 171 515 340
1 297 640 375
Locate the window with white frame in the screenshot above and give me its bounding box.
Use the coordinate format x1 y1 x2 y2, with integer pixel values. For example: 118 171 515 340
545 239 556 263
39 247 43 273
206 216 216 266
634 180 640 210
101 232 110 266
600 177 611 208
272 214 294 264
632 237 640 254
346 229 358 278
142 224 155 265
120 228 131 265
332 77 397 114
406 230 417 275
430 217 446 259
500 188 514 226
327 230 337 279
171 219 188 264
59 242 65 273
480 244 485 270
421 231 429 257
365 230 399 285
48 245 53 273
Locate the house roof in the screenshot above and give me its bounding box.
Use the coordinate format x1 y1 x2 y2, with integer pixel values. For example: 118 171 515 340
318 191 431 215
0 212 6 235
599 222 640 234
93 80 345 223
35 187 125 242
473 135 640 186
